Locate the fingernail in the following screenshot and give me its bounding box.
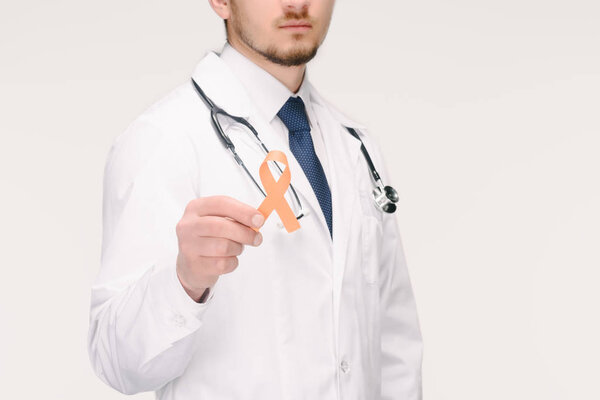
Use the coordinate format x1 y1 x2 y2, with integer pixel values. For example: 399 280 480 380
253 232 263 246
252 213 265 228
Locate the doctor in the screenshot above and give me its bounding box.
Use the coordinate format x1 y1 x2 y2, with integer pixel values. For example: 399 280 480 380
87 0 423 399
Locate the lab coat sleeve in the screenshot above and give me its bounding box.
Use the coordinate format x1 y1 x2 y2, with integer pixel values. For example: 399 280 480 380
87 115 217 395
369 136 424 400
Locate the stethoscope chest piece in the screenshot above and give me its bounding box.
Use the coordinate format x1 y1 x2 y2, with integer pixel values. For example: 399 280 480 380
373 185 399 214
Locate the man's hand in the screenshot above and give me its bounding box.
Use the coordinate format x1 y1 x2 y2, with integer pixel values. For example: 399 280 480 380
175 195 265 302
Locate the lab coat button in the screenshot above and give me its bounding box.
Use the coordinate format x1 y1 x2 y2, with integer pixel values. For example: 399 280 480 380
340 360 350 374
173 314 186 327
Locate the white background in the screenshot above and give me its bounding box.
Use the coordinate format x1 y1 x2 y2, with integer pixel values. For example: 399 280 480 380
1 0 598 398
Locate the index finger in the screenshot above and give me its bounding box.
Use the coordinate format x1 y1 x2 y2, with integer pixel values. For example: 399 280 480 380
191 195 265 229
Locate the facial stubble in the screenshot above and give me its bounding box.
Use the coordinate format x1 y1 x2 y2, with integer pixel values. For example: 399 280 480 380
229 1 320 66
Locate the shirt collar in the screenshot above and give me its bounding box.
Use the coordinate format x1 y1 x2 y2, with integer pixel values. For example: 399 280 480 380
218 41 314 124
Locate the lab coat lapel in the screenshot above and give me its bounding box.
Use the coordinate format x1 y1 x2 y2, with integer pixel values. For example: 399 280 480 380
190 51 332 239
312 101 362 343
308 81 371 347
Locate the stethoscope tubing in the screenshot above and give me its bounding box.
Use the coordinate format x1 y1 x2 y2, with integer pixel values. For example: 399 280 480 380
190 77 398 214
192 78 306 218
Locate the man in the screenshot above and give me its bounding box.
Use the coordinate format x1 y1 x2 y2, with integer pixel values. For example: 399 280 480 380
87 0 423 399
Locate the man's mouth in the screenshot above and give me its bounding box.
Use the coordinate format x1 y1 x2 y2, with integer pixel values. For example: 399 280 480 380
280 20 312 32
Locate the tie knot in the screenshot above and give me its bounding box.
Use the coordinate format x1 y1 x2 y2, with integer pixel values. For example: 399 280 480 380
277 96 310 133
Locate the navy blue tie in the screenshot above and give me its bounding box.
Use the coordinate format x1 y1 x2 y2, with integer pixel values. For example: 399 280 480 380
277 96 333 239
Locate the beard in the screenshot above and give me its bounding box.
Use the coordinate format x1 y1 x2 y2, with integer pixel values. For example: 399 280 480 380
252 39 319 67
229 6 320 66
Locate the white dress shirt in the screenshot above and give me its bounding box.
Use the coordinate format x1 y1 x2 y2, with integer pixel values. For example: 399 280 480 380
87 41 423 400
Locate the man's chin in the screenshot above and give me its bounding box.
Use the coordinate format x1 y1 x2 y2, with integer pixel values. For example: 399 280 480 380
263 43 319 66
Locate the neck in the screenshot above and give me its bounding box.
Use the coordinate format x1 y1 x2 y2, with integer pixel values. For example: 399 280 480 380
227 37 306 94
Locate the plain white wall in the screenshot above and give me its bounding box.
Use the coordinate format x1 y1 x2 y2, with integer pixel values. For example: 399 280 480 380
1 0 598 398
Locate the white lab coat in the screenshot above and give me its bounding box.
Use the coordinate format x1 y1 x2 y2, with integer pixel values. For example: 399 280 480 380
87 50 423 400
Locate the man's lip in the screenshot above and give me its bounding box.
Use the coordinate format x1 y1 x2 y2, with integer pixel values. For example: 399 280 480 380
280 20 312 28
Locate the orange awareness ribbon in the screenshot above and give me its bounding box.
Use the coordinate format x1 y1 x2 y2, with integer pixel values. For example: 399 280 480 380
252 150 301 233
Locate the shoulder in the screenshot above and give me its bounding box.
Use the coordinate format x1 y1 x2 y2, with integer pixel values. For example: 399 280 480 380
104 80 205 189
118 80 205 143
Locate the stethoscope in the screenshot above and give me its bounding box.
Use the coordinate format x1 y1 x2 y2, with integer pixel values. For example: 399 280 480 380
191 78 399 217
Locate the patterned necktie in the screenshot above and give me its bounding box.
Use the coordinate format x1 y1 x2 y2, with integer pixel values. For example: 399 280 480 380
277 96 333 239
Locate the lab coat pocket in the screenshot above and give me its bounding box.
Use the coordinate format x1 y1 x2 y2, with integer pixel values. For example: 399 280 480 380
359 190 383 285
